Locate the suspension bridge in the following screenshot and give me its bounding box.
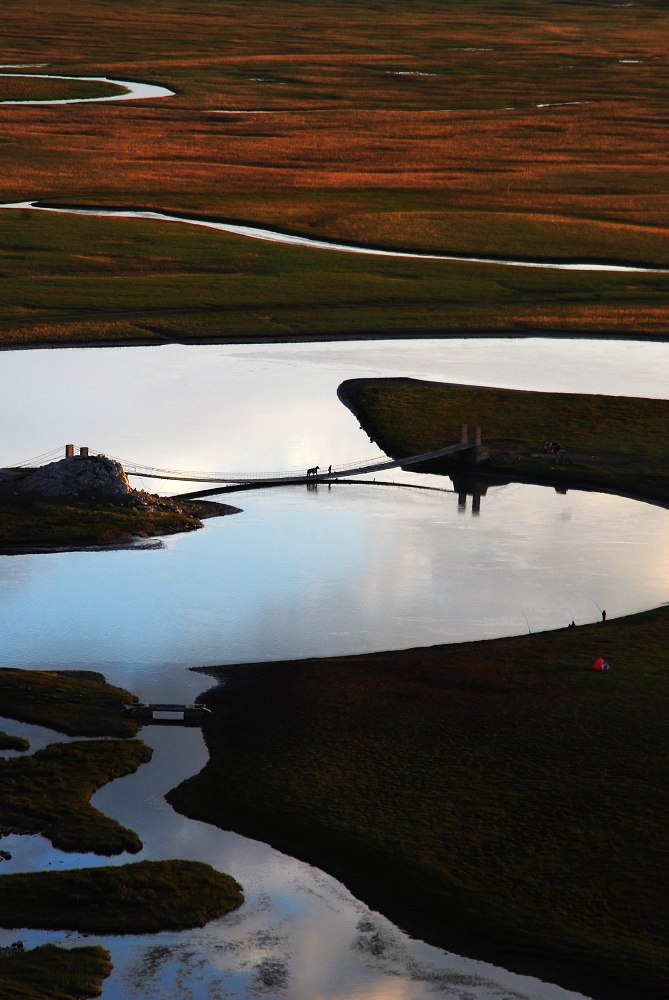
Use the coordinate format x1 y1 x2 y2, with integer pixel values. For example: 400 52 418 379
3 427 486 496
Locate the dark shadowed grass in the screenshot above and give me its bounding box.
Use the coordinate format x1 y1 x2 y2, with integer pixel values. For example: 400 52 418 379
0 860 243 933
0 733 29 752
0 738 151 854
0 497 204 551
168 603 669 1000
0 667 138 737
0 943 112 1000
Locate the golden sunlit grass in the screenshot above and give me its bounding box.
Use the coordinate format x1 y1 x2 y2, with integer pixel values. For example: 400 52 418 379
0 75 125 102
0 0 666 277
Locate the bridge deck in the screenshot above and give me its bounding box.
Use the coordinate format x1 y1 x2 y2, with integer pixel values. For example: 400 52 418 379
3 441 473 499
126 441 472 489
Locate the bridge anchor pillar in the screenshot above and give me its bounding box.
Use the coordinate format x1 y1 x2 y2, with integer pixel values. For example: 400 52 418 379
468 426 489 465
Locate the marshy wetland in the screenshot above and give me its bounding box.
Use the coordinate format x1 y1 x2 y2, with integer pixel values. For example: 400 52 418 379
1 1 668 998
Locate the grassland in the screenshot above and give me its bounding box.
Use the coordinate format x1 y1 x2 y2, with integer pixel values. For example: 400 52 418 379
0 668 244 997
0 738 152 854
0 860 243 934
0 76 126 102
1 1 667 996
169 603 669 1000
0 943 112 1000
0 491 234 553
0 210 668 348
0 0 667 344
339 376 669 503
0 667 139 737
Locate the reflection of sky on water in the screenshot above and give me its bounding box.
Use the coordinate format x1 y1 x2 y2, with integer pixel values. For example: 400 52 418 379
0 721 590 1000
0 483 667 704
0 339 665 999
1 339 667 480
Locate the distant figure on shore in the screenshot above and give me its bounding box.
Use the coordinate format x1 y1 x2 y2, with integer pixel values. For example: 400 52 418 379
569 620 576 628
602 609 607 623
328 465 332 474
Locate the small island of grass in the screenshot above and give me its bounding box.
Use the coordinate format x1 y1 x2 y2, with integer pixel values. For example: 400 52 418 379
0 668 245 997
0 942 112 1000
0 452 239 553
0 860 243 935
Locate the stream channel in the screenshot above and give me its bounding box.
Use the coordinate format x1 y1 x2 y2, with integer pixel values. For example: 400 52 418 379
1 336 668 999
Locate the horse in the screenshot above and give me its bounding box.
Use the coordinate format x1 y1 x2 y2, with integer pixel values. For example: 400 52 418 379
306 465 320 477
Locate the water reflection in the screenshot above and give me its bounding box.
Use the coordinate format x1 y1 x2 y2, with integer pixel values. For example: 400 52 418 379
0 483 667 701
0 720 590 1000
1 339 667 998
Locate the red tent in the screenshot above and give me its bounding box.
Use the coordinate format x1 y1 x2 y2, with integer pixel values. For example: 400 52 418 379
592 657 611 671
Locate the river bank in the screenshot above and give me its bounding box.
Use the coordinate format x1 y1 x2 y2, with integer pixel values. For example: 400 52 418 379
164 373 669 1000
0 479 239 554
338 376 669 508
171 602 669 1000
0 668 244 999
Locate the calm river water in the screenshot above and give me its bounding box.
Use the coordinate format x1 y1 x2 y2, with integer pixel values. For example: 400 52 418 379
0 337 667 999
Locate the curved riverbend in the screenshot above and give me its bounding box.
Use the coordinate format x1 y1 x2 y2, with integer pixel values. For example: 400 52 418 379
1 201 666 273
0 73 174 105
1 342 666 998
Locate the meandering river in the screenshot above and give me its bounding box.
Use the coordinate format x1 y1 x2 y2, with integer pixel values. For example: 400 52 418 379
1 337 668 999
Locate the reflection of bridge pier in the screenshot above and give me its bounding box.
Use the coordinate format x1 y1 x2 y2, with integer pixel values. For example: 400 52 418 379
457 487 482 515
453 472 498 515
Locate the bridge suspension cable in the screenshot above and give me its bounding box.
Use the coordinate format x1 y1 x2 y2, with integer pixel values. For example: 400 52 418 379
7 445 68 468
108 452 395 484
6 439 475 486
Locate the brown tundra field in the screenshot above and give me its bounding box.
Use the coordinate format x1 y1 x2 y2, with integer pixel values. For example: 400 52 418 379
0 0 667 345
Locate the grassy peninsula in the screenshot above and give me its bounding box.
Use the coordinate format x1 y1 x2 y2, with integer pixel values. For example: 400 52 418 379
340 376 669 505
0 667 139 738
170 604 669 1000
0 738 151 855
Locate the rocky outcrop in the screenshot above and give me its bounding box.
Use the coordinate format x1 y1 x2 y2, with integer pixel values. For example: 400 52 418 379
14 455 131 499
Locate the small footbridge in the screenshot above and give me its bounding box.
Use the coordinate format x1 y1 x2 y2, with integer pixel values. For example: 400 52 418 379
4 426 487 496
